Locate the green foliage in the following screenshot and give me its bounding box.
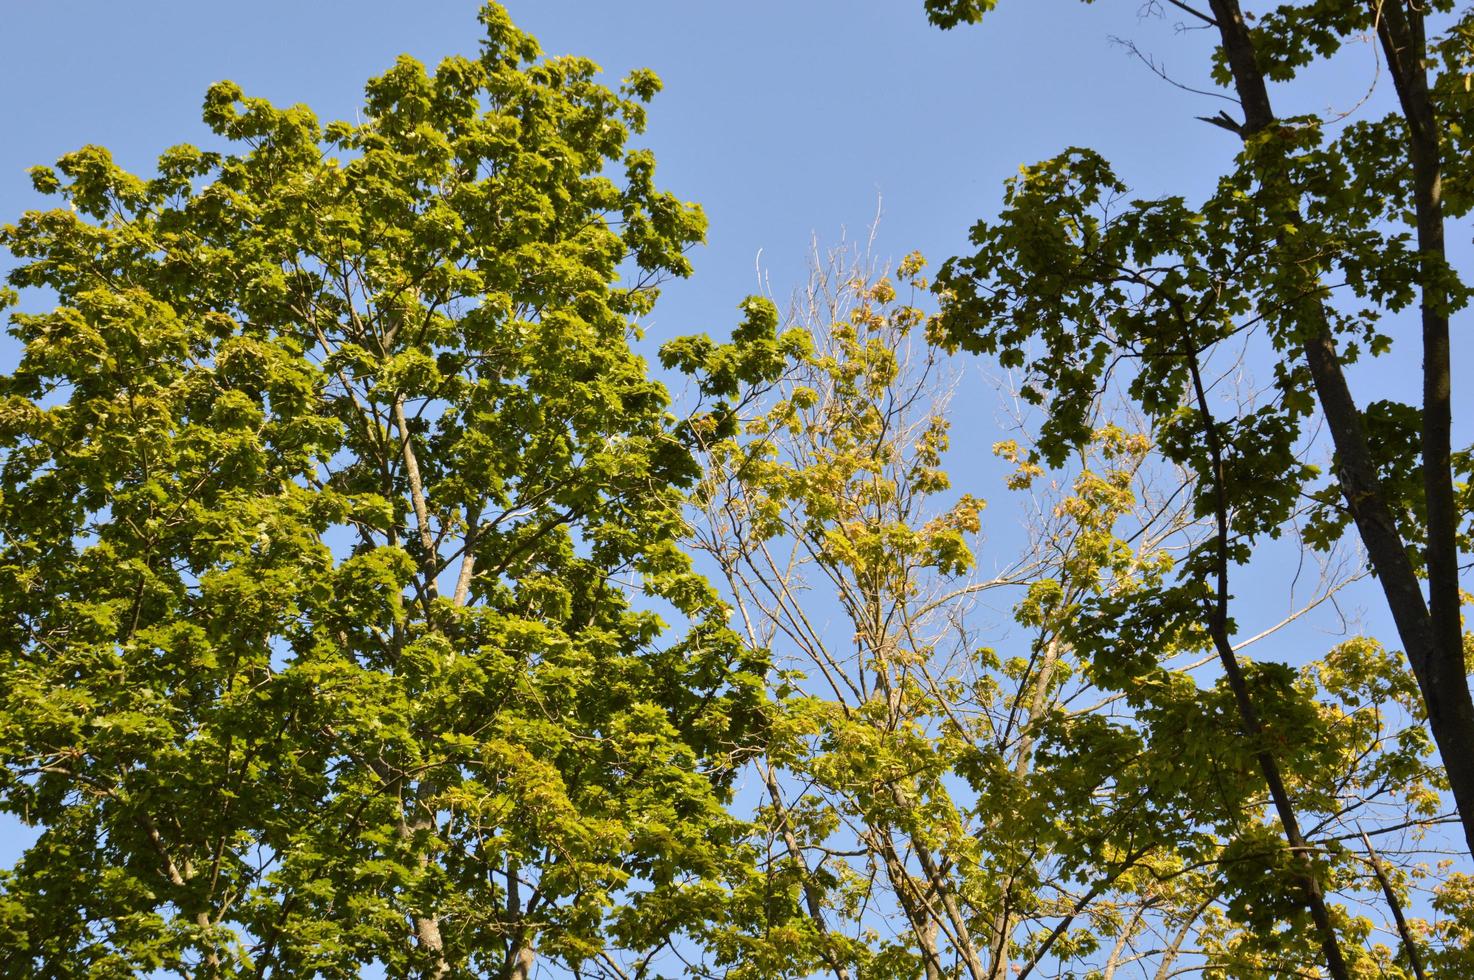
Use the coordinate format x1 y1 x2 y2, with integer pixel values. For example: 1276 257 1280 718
922 0 1003 30
932 104 1468 567
675 246 1444 977
927 0 1474 971
4 1 1471 975
0 5 763 976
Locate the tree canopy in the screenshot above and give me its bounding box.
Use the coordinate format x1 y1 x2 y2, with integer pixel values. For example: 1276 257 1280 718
926 0 1474 976
2 1 1472 978
0 6 764 976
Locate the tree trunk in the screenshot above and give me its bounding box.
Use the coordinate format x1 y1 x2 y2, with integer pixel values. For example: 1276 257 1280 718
507 939 534 980
1182 310 1351 980
761 762 854 980
1204 0 1474 857
1371 0 1474 858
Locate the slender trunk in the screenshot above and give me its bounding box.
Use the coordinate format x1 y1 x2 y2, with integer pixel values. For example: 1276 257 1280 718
414 915 449 979
451 501 481 608
507 939 534 980
1372 0 1474 856
1360 830 1428 980
195 910 220 976
870 634 985 978
394 395 440 603
1205 613 1352 980
1298 330 1474 850
904 816 987 980
1012 847 1152 980
400 780 449 979
1152 895 1217 980
392 394 450 975
1205 0 1275 133
986 634 1066 979
1207 0 1474 856
1183 326 1352 980
504 858 535 980
872 832 946 979
1101 900 1149 980
919 919 943 980
761 761 854 980
142 814 221 973
984 907 1010 980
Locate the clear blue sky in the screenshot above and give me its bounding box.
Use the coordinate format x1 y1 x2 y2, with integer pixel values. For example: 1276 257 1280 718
1 0 1465 939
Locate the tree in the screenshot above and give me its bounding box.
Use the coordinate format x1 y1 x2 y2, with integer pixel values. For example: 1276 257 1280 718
927 0 1474 855
922 0 1474 974
0 5 764 976
668 244 1445 978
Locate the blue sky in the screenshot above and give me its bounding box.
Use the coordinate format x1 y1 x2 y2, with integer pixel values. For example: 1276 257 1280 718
1 0 1465 966
0 1 1254 341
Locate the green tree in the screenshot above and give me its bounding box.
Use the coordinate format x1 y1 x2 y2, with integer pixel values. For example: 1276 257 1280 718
928 0 1473 854
670 247 1442 979
0 5 762 977
924 0 1474 975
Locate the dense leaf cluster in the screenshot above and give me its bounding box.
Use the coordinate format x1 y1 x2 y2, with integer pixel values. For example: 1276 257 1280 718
0 6 762 976
2 1 1472 977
